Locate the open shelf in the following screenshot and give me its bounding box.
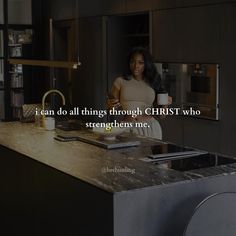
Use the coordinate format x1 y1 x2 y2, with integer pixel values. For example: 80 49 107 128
0 0 34 121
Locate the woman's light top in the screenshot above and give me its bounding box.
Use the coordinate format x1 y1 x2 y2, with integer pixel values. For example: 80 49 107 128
113 76 155 112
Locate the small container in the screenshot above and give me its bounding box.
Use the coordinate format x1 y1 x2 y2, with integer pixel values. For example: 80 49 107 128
45 117 55 131
157 92 169 105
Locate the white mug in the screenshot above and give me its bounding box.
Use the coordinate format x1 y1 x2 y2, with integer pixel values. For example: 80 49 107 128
45 117 55 130
157 93 169 105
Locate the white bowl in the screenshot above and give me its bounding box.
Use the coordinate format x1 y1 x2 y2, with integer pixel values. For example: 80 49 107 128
92 126 128 140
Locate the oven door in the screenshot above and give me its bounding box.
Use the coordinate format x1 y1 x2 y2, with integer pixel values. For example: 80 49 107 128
154 63 219 120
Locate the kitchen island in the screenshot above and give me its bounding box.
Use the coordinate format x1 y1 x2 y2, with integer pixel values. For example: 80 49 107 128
1 122 236 236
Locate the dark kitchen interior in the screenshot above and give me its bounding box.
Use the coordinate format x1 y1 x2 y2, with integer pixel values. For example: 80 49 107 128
1 0 236 236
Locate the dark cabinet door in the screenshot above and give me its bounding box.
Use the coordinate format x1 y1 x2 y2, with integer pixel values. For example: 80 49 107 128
52 20 77 105
152 5 221 62
107 16 127 90
103 0 125 15
78 0 107 17
126 0 151 13
74 16 107 122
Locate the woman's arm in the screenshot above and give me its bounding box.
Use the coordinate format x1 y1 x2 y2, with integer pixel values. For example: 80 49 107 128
107 85 121 110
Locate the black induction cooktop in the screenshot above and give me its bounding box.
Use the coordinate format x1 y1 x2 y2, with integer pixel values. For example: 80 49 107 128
146 143 202 160
157 153 236 172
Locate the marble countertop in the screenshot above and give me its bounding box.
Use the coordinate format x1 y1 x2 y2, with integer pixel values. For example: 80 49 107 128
0 122 236 193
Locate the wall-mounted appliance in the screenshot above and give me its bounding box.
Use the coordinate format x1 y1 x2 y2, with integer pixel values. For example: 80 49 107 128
155 63 219 120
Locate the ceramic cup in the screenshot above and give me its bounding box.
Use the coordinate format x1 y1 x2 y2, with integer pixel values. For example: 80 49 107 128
157 93 169 105
45 117 55 130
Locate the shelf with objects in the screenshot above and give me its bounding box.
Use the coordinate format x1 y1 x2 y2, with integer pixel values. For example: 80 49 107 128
2 0 80 121
0 0 35 121
7 27 33 120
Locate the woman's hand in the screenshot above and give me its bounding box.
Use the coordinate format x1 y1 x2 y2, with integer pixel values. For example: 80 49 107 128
168 96 172 105
158 96 172 119
107 97 121 110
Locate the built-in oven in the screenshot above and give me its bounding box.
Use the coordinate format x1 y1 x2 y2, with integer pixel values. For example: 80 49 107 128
155 63 219 120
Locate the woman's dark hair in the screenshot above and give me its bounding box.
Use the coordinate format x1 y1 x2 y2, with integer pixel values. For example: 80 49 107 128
124 47 161 93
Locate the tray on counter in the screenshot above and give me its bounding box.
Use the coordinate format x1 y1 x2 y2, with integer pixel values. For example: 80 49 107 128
55 131 141 149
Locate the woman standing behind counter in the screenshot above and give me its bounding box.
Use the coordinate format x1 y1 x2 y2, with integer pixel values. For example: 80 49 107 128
107 47 172 140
